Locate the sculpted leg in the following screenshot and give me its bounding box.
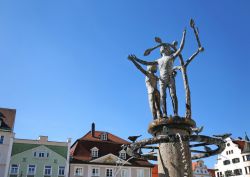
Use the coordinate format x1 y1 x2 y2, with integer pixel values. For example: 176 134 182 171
154 90 162 118
160 82 167 117
170 80 178 116
148 94 157 119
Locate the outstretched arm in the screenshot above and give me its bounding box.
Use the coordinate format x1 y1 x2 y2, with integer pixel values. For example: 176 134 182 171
172 29 186 58
128 54 157 66
128 56 150 77
184 47 203 67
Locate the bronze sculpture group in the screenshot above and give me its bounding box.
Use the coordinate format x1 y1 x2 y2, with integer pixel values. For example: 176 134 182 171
128 19 204 119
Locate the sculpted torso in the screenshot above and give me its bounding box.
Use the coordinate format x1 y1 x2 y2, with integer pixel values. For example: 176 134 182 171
145 74 158 94
157 56 174 82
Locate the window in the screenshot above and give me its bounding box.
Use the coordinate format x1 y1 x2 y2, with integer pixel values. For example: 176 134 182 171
223 160 230 165
217 171 223 177
245 166 250 174
217 172 222 177
101 133 108 140
27 165 36 175
34 151 49 158
230 150 233 154
0 136 4 144
225 170 232 177
91 147 99 158
10 164 19 174
137 169 144 177
245 155 250 161
91 167 100 176
119 150 126 160
39 152 45 157
44 166 52 176
232 158 240 163
58 166 65 176
106 168 113 177
234 169 242 176
121 169 128 177
74 167 83 176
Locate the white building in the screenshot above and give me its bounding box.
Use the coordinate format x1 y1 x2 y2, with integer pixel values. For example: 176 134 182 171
214 137 250 177
0 108 16 177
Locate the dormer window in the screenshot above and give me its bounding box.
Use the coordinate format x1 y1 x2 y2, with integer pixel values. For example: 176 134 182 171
91 147 99 158
119 150 126 160
101 133 108 141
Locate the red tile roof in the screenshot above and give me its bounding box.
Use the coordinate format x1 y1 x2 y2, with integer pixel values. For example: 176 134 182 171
0 108 16 131
233 140 245 150
192 161 198 171
80 131 130 144
71 130 153 167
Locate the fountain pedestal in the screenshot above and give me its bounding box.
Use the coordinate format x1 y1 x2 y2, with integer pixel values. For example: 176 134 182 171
148 117 196 177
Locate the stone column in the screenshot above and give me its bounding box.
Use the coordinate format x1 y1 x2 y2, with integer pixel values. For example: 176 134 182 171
148 117 195 177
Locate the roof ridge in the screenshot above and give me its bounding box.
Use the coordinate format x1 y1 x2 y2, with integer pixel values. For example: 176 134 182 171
79 130 130 144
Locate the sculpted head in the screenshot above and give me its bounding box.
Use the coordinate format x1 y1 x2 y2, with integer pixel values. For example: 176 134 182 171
160 45 174 56
147 65 157 73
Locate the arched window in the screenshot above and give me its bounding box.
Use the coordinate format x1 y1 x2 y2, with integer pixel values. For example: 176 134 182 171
91 147 99 158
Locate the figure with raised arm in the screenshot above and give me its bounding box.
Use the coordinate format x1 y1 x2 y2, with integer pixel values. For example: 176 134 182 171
128 56 162 119
128 29 186 117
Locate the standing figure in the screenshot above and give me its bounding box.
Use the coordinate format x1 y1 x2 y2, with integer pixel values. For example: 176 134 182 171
128 56 162 119
128 29 186 117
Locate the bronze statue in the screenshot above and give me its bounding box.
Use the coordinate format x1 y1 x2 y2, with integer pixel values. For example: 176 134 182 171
128 29 186 117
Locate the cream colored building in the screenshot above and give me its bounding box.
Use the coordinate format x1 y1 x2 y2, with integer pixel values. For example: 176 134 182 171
192 160 213 177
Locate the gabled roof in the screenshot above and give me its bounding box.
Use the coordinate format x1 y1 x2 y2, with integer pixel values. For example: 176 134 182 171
12 143 68 159
90 153 131 165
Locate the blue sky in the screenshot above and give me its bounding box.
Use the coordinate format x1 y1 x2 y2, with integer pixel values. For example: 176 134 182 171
0 0 250 168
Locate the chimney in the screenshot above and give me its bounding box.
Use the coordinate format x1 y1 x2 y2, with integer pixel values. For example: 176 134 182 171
38 136 48 143
91 123 95 137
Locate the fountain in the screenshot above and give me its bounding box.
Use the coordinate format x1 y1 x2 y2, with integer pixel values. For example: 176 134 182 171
126 19 226 177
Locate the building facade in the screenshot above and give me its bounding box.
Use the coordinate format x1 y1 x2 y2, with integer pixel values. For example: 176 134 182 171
8 136 71 177
192 160 213 177
70 123 153 177
0 108 16 177
214 137 250 177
